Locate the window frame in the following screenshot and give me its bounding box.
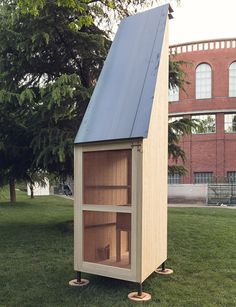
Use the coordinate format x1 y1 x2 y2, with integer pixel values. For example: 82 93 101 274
168 86 179 102
229 61 236 97
194 172 214 184
227 171 236 183
224 113 236 133
168 173 182 184
195 63 212 99
75 142 139 281
191 114 216 134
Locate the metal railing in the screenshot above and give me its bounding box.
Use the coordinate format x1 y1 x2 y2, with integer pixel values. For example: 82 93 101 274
207 183 236 205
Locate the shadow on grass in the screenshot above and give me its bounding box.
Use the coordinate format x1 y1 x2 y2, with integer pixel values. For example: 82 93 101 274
56 220 74 233
0 201 34 208
0 221 74 233
84 274 135 294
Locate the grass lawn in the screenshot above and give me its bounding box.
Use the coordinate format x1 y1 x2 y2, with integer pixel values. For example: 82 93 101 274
0 192 235 307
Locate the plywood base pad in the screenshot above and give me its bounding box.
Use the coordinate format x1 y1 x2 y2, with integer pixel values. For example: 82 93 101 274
155 268 173 275
128 292 151 302
69 279 90 287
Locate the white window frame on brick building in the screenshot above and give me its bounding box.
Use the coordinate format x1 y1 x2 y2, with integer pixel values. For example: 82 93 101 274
194 172 214 184
169 86 179 102
192 114 216 134
168 116 183 123
168 173 182 184
227 171 236 183
168 116 183 135
229 61 236 97
224 113 236 133
196 63 212 99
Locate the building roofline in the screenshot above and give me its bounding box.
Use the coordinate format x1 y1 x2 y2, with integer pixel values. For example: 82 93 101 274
170 37 236 48
169 38 236 55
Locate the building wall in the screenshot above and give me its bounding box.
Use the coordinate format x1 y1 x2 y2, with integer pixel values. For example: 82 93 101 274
27 179 50 196
169 38 236 184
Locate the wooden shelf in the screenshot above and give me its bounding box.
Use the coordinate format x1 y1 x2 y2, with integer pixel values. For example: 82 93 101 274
84 222 116 229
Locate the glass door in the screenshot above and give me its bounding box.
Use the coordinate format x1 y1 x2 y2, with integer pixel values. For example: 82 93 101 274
82 149 132 269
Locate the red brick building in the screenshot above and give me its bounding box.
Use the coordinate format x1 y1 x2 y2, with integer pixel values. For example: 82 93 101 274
168 38 236 184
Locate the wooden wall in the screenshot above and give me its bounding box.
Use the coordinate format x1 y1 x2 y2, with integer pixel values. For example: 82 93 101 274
83 211 130 265
140 19 169 282
83 150 131 205
83 211 116 262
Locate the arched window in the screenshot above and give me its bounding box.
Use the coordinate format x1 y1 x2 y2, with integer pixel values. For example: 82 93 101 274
196 63 212 99
229 62 236 97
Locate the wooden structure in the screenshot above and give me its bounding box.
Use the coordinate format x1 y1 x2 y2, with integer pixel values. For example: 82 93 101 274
72 4 171 298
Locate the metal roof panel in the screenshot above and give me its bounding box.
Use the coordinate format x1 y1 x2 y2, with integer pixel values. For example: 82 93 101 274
75 4 169 144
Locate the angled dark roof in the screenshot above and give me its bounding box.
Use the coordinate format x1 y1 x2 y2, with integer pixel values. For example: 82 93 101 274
75 4 169 144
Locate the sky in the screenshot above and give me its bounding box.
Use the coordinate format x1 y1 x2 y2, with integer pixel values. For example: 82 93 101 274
169 0 236 45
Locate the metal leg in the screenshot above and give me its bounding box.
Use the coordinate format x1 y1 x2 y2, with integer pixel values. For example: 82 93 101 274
76 271 81 283
69 271 89 287
137 283 143 297
155 261 173 275
128 282 151 301
161 261 166 272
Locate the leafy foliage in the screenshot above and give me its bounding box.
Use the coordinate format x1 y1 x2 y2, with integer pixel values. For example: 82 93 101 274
169 57 190 92
0 0 188 201
168 54 198 175
0 0 110 200
191 115 215 134
168 118 198 175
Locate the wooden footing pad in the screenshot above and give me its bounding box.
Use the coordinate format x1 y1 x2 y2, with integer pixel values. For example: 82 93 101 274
69 279 90 287
155 268 174 275
128 292 151 302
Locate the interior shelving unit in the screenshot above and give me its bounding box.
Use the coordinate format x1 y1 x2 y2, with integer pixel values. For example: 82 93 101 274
74 143 137 281
82 149 132 269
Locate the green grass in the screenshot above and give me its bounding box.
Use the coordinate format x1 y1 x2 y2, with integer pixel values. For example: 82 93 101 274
0 192 235 307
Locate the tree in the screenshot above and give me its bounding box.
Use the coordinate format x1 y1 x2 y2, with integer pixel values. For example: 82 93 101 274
0 0 185 201
168 57 197 175
168 117 198 175
0 95 36 202
0 0 110 201
17 1 175 18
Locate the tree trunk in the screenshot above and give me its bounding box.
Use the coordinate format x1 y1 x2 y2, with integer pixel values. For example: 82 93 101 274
30 183 34 199
9 178 16 203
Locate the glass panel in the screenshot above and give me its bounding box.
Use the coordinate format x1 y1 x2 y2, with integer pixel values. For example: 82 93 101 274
168 116 183 123
83 150 131 206
227 172 236 183
196 63 212 99
229 62 236 97
192 114 216 134
169 86 179 102
83 211 131 269
194 172 213 183
224 114 236 133
168 173 182 184
169 116 184 136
